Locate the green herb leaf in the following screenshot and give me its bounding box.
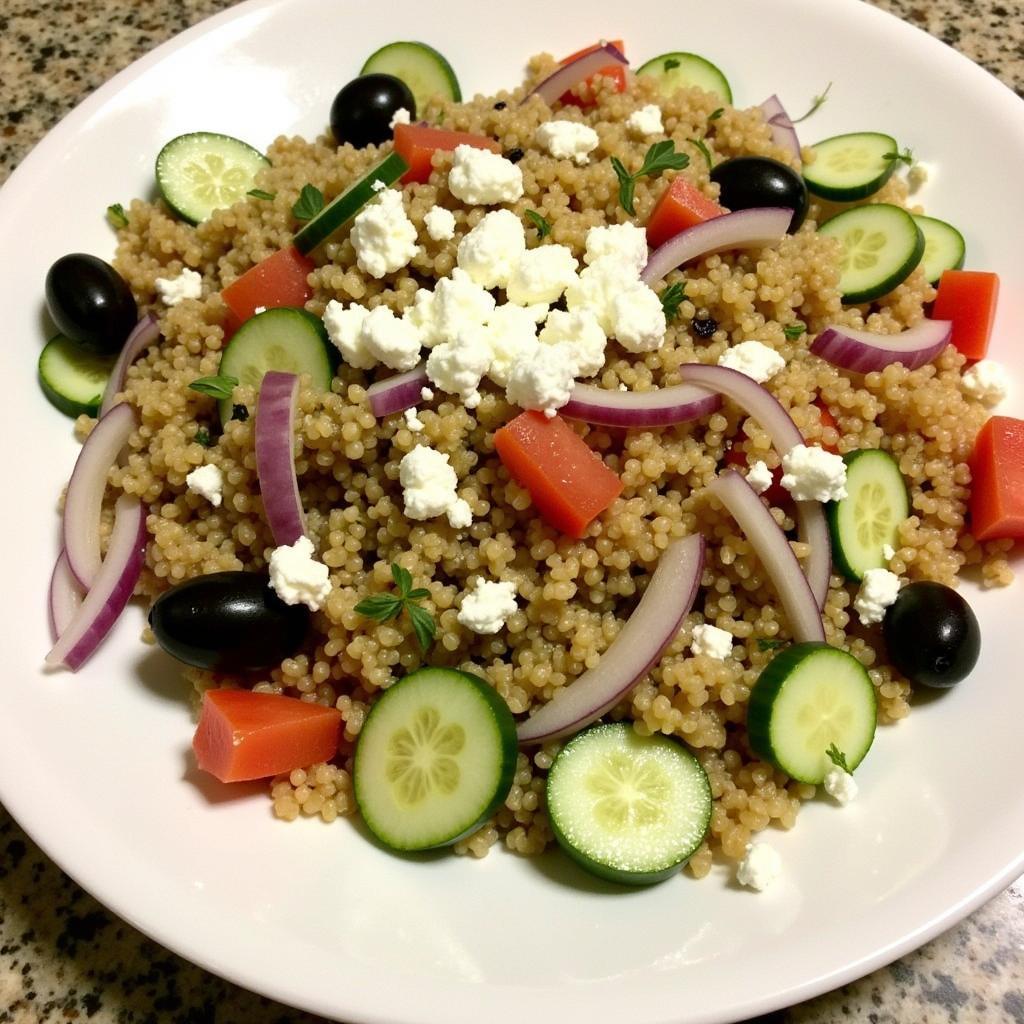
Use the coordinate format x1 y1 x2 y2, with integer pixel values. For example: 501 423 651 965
884 146 915 167
248 188 276 201
188 374 239 400
757 638 786 651
391 562 413 596
659 281 686 321
524 209 552 239
357 562 437 651
194 426 213 448
687 137 714 171
825 743 850 773
783 322 807 340
791 81 833 124
106 203 128 229
406 588 430 600
708 107 724 122
354 593 404 621
664 57 681 71
637 139 690 178
406 602 437 652
292 183 324 222
610 155 637 216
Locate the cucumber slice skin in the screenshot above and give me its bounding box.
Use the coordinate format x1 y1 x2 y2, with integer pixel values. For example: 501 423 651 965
361 41 462 110
747 642 877 785
913 214 966 284
156 132 269 225
819 203 925 304
803 132 899 202
636 52 732 105
827 449 910 582
216 307 336 422
292 151 409 255
38 334 116 418
546 723 712 887
353 667 517 852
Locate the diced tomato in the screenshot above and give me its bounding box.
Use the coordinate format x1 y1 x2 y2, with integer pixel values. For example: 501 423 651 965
968 415 1024 542
392 123 501 185
494 411 623 538
724 449 788 505
931 269 1000 361
220 246 314 328
646 177 725 249
193 689 343 783
558 40 628 107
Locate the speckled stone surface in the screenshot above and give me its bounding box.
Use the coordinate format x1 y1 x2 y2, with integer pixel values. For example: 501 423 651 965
2 1 1023 1021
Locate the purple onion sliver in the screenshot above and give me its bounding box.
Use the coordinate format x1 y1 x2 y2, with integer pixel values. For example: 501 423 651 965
48 550 85 642
517 533 704 744
526 42 629 107
641 207 792 285
759 95 802 164
796 502 832 609
255 371 306 547
560 382 721 427
810 320 952 374
100 313 160 417
63 401 137 589
367 365 430 418
46 495 147 670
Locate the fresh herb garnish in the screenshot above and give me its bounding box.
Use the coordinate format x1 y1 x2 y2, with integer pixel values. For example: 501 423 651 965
791 81 833 124
826 743 850 773
709 107 725 122
783 322 807 340
194 426 213 448
688 137 714 170
664 57 681 71
611 140 690 215
248 188 276 201
884 146 915 167
525 209 551 238
291 184 324 222
231 403 250 422
659 281 686 321
106 203 128 229
757 637 786 651
188 373 239 400
355 563 436 652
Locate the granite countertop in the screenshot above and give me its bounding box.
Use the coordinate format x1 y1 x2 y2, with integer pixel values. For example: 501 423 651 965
2 1 1023 1021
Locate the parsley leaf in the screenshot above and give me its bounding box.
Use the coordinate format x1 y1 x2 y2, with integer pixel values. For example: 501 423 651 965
612 141 690 215
688 137 714 170
354 593 404 621
106 203 128 229
664 57 681 71
355 562 437 652
709 108 725 122
525 209 552 239
188 374 239 400
291 184 324 222
194 426 213 448
825 743 850 773
610 156 638 216
791 81 833 124
391 562 413 596
659 281 686 321
757 638 786 651
884 146 915 167
248 188 276 201
783 322 807 340
407 603 437 652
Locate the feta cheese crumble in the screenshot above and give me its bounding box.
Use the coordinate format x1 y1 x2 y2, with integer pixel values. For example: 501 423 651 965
389 106 411 130
323 301 374 369
399 445 471 528
881 543 896 562
736 843 781 892
426 325 492 407
457 209 526 289
535 120 600 165
565 254 632 334
780 444 848 502
538 308 607 378
611 280 667 352
746 460 773 495
155 268 202 306
506 343 578 417
717 341 786 383
406 269 496 349
360 305 423 371
349 188 420 279
404 408 424 433
185 463 223 507
268 536 331 611
823 767 859 805
420 386 434 401
691 623 733 660
506 244 579 305
448 145 524 205
583 223 649 275
423 205 456 242
853 567 901 626
483 303 541 386
626 104 664 137
457 579 518 634
962 359 1010 407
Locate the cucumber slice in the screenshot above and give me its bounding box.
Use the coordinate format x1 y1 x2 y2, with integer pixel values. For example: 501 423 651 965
827 449 909 582
546 723 711 886
361 41 461 111
216 307 335 422
912 214 966 284
353 667 517 851
818 204 925 304
803 132 899 201
156 132 269 224
747 643 876 785
292 151 408 255
38 334 116 418
636 52 732 104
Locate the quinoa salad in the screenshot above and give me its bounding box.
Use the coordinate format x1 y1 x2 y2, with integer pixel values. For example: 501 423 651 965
40 37 1022 888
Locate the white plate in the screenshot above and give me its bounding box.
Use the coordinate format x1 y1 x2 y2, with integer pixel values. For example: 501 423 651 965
3 1 1023 1021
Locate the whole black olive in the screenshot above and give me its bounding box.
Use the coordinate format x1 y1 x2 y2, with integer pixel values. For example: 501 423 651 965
45 253 138 354
710 156 809 232
882 581 980 689
149 571 310 672
330 74 416 148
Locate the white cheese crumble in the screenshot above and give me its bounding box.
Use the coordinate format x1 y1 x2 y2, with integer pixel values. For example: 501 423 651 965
538 308 607 378
423 205 456 242
583 222 649 275
360 305 423 371
370 179 387 193
853 567 901 626
420 386 434 401
456 208 526 289
389 106 411 130
506 244 580 305
155 268 202 306
907 162 931 193
823 767 859 805
736 843 781 892
406 268 496 349
717 341 786 383
626 104 664 137
185 463 223 507
268 536 331 611
962 359 1010 407
565 254 633 334
535 120 600 164
398 445 471 528
404 408 424 433
611 280 667 352
483 303 541 387
746 460 773 495
690 623 734 660
448 144 524 205
780 444 848 502
457 578 518 634
426 325 493 407
882 543 896 562
323 301 374 369
349 188 420 279
506 343 578 417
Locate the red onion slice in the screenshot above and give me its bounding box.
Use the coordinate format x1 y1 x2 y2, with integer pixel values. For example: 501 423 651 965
63 401 136 589
707 471 825 644
46 494 147 670
48 550 85 641
367 365 430 418
759 95 802 165
561 381 720 427
99 313 160 417
517 533 704 745
641 207 792 285
527 42 628 106
811 319 953 373
255 371 305 546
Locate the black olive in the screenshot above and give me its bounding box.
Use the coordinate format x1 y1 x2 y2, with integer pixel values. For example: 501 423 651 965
149 571 310 672
882 581 980 689
45 253 138 354
231 403 249 422
493 101 507 110
710 156 809 233
330 74 416 148
505 147 525 164
692 316 719 339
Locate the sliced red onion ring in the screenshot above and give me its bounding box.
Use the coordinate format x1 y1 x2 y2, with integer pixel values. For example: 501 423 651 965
676 362 831 607
560 381 720 427
367 365 430 418
759 95 802 164
46 494 147 670
707 471 824 644
517 533 704 745
63 401 136 589
48 550 85 641
255 371 305 546
527 42 628 106
641 207 792 285
99 313 160 417
811 319 953 373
